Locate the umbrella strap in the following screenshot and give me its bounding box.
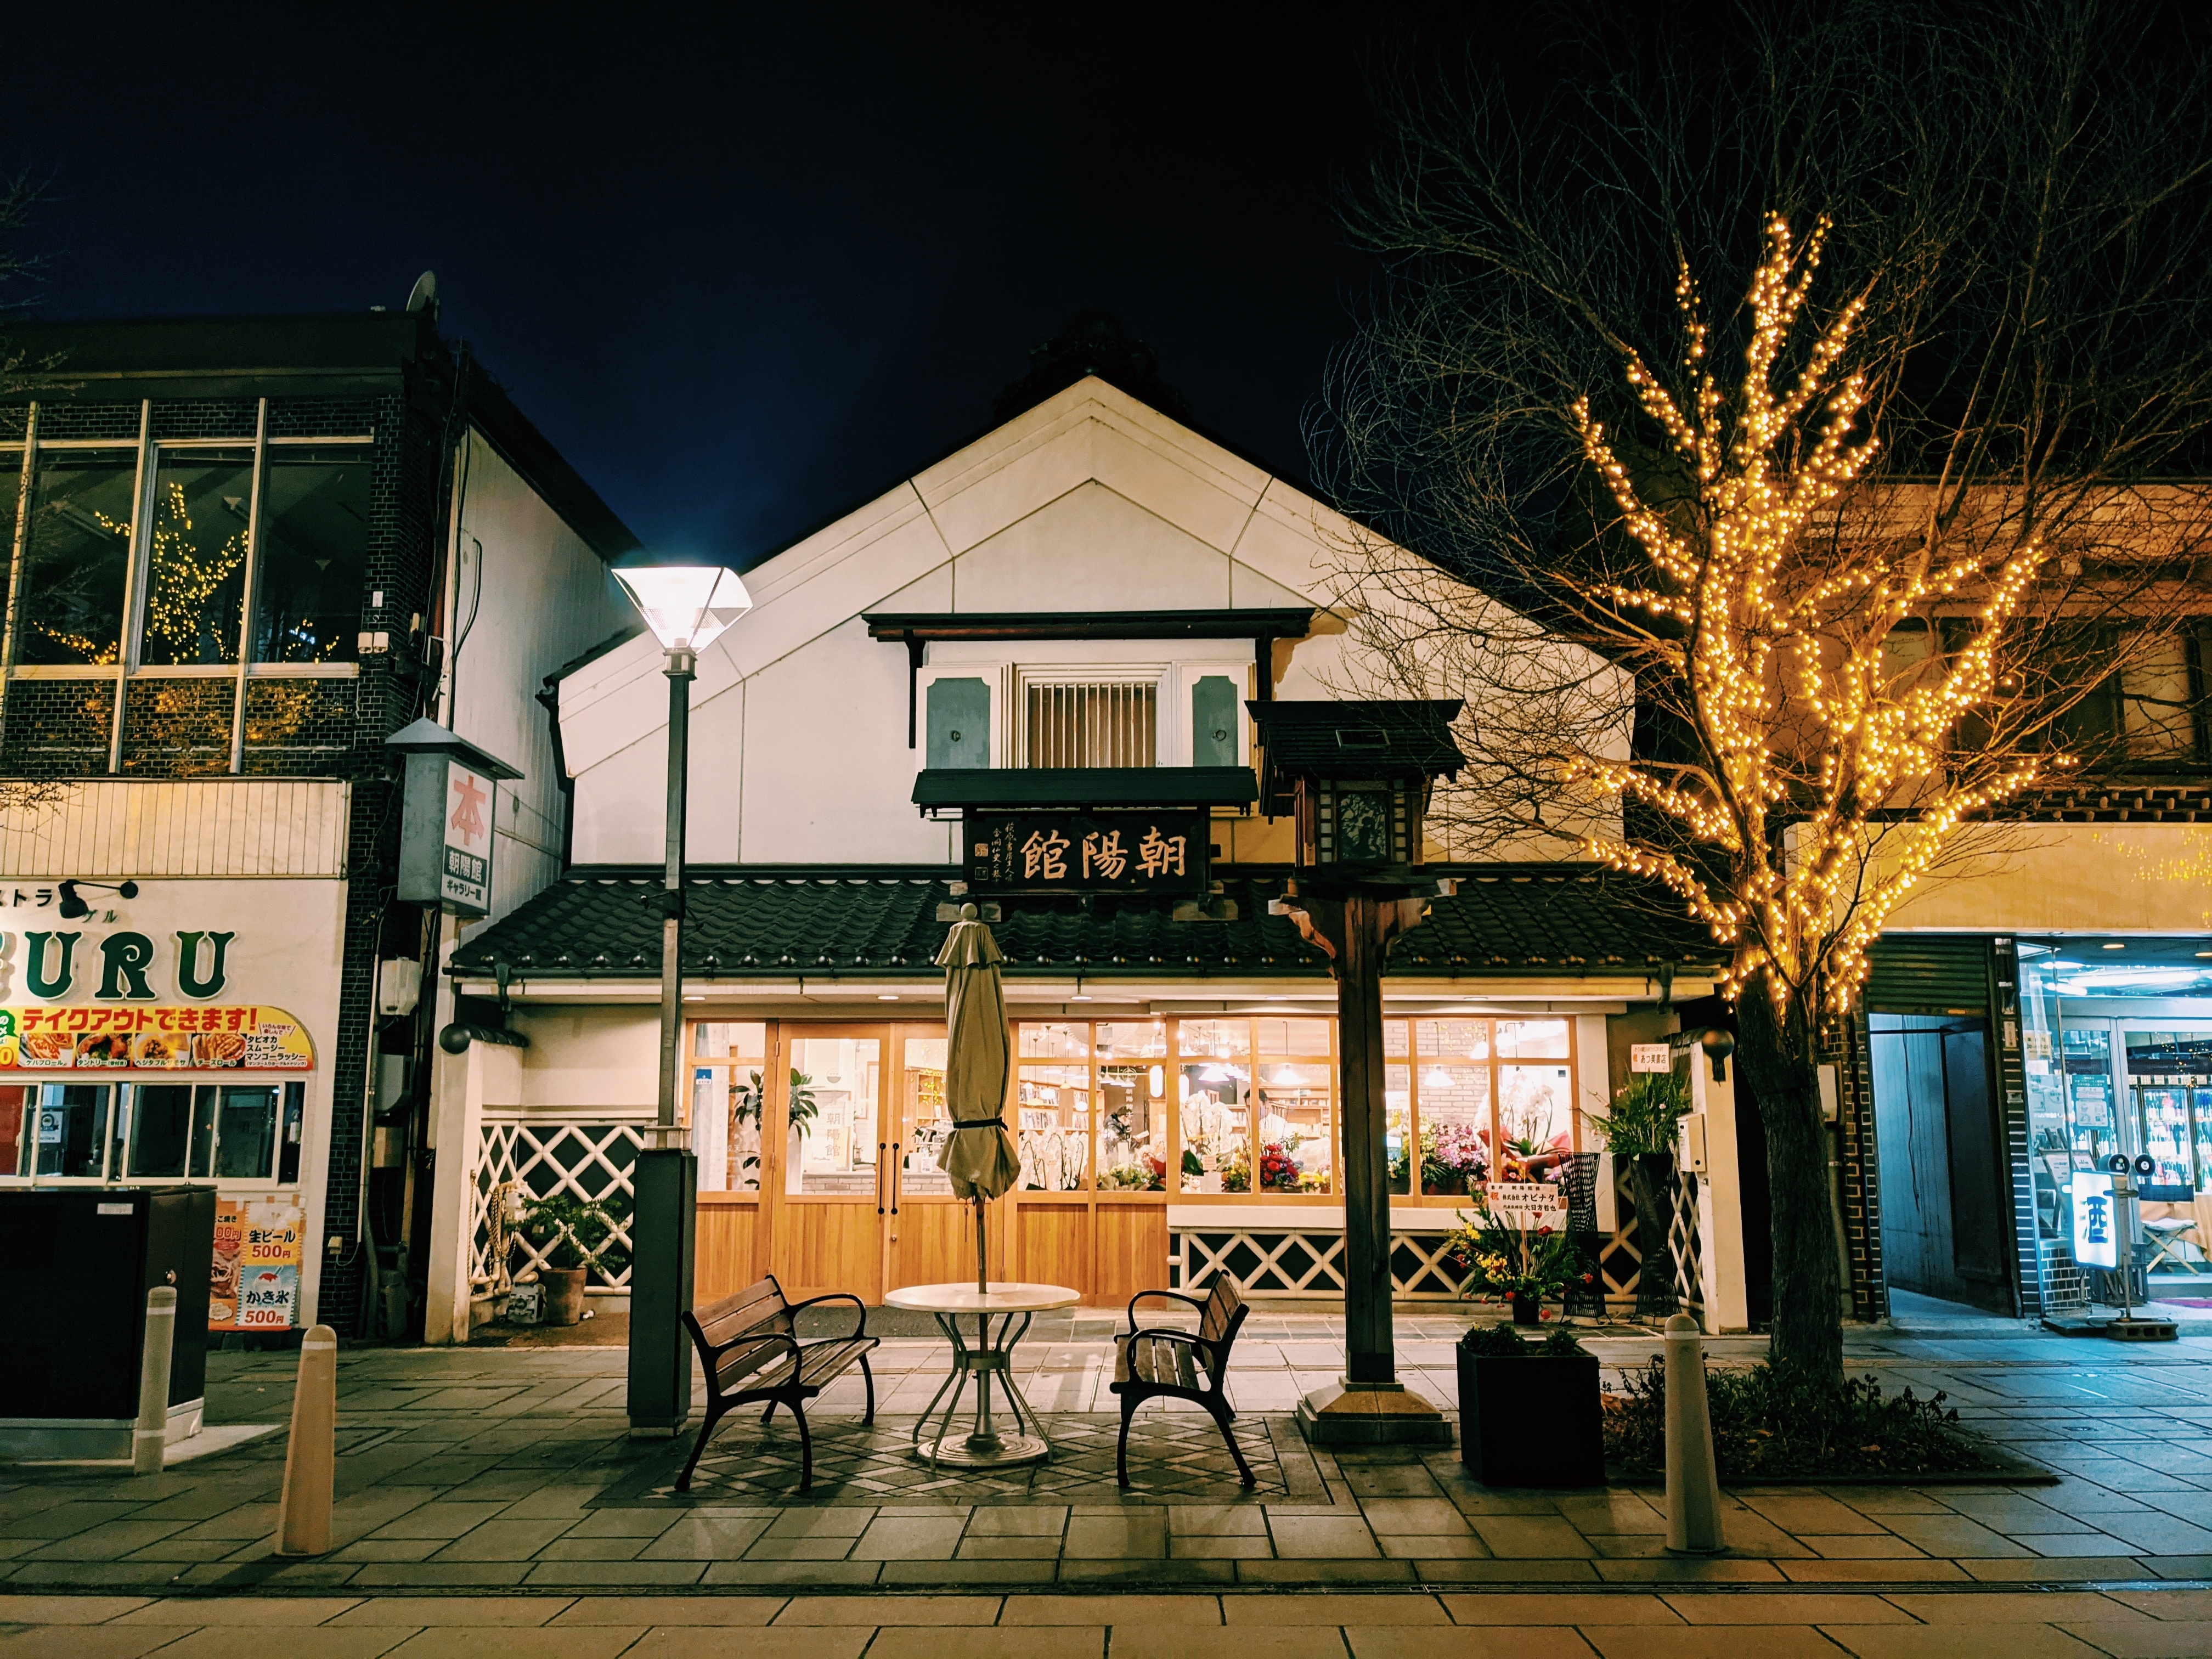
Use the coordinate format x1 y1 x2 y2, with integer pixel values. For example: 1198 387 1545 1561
951 1117 1006 1128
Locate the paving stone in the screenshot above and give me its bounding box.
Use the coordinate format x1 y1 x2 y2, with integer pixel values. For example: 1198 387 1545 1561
1344 1633 1620 1659
957 1536 1063 1559
763 1508 876 1539
1468 1516 1596 1559
1267 1516 1382 1559
1170 1505 1271 1536
881 1560 1060 1584
868 1633 1102 1659
1110 1630 1347 1659
699 1560 883 1586
848 1516 964 1561
121 1596 369 1625
427 1518 579 1562
966 1506 1067 1537
1233 1559 1415 1584
636 1515 772 1559
1357 1499 1474 1535
1061 1558 1237 1584
773 1593 1002 1623
1063 1513 1166 1559
623 1634 868 1659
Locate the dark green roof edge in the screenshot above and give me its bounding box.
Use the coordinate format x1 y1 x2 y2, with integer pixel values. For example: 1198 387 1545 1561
450 861 1729 983
864 608 1315 641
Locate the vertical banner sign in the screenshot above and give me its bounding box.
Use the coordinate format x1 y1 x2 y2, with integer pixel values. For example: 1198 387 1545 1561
442 758 494 913
209 1195 307 1330
2071 1171 2118 1269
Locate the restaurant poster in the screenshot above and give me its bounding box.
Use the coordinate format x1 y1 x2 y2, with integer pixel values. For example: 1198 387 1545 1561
210 1195 307 1330
0 1006 314 1071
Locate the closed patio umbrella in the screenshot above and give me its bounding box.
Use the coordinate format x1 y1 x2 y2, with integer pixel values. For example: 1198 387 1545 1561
936 903 1019 1294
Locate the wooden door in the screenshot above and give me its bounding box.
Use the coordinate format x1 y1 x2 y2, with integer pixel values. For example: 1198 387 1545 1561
884 1025 1009 1290
768 1028 889 1304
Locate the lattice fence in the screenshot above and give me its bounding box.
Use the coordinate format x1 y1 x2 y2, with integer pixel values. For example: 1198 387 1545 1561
471 1115 644 1294
1170 1225 1477 1299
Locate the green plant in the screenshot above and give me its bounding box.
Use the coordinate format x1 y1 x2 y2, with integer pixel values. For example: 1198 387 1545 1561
1458 1323 1532 1358
1447 1209 1591 1308
1582 1074 1691 1158
1600 1359 2001 1480
732 1069 822 1131
520 1193 615 1273
1539 1325 1587 1358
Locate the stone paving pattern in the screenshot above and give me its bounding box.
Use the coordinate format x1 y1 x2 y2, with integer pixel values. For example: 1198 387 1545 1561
8 1307 2212 1599
4 1588 2212 1658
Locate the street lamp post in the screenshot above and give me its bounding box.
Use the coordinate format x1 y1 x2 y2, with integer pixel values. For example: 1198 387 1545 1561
612 561 752 1436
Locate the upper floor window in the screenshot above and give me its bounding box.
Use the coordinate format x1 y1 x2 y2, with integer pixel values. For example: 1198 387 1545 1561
1020 670 1158 768
921 658 1250 771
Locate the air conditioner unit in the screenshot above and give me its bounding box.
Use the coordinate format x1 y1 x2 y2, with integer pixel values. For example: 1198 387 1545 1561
377 958 424 1017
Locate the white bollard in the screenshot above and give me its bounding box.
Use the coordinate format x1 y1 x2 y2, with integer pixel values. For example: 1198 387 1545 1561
132 1286 178 1476
275 1324 338 1556
1663 1312 1726 1554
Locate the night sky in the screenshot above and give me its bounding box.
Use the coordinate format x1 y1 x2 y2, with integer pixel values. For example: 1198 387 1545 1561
2 9 1477 567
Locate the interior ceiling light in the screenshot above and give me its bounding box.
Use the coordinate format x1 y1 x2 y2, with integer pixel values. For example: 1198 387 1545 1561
877 994 898 1000
2102 942 2127 950
2197 951 2212 960
1424 1066 1454 1090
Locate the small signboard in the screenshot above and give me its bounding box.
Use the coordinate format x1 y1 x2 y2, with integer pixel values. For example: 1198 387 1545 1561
210 1194 305 1331
966 810 1208 896
1485 1180 1568 1228
2072 1170 2118 1268
441 759 495 913
1629 1043 1672 1074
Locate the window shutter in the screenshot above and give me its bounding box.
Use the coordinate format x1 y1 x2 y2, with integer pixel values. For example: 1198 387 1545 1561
1191 674 1237 766
1865 935 1990 1015
926 678 990 769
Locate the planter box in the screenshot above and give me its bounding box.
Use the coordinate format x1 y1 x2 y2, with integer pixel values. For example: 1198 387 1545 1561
1457 1350 1605 1487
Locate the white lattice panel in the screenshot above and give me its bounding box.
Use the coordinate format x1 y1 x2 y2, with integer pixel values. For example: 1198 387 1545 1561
1170 1227 1474 1300
471 1117 644 1293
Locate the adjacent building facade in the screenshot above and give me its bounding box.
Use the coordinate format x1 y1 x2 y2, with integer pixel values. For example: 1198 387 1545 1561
0 311 639 1340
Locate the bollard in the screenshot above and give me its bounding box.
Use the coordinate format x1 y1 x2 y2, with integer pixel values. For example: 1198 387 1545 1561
132 1286 178 1476
1663 1312 1725 1554
275 1324 338 1556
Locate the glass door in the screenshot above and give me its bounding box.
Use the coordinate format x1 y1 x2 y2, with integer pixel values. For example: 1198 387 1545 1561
2121 1024 2212 1202
771 1028 888 1303
887 1026 979 1293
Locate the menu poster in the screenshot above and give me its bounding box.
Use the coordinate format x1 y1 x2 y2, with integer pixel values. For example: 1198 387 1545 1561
210 1195 306 1331
0 1006 313 1071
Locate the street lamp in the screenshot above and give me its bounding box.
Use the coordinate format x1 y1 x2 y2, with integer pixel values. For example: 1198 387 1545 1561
613 560 752 1437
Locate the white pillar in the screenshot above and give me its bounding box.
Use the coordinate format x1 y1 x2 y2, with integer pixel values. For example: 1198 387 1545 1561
1574 1015 1616 1231
1688 1047 1750 1332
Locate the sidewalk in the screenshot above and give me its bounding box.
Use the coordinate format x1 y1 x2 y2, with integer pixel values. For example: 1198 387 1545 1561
3 1586 2210 1658
5 1310 2212 1603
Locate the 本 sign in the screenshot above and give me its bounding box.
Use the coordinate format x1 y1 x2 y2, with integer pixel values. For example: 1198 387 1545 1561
966 810 1209 895
1630 1043 1672 1074
442 758 495 913
1485 1181 1569 1228
2072 1170 2118 1268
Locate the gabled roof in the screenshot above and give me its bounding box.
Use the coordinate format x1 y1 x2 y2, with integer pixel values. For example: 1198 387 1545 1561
449 862 1727 981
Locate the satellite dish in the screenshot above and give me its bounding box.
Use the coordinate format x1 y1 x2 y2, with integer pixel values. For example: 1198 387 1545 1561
405 270 438 313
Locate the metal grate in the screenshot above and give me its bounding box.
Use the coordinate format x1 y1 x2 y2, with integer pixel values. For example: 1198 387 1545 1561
1023 680 1156 768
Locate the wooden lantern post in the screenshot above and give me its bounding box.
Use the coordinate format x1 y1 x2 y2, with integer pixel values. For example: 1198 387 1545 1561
1248 699 1465 1447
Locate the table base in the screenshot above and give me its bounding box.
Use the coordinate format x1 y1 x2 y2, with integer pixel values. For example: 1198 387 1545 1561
913 1431 1051 1469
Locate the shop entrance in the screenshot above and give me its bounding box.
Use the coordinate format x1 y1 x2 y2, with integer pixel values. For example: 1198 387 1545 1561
764 1024 984 1304
1870 1014 2012 1313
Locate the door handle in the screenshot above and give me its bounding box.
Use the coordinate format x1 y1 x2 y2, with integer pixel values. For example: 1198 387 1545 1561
890 1141 902 1216
877 1141 887 1215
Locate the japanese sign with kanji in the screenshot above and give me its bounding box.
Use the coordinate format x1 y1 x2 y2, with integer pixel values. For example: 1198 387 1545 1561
964 810 1209 895
0 1005 314 1070
440 758 495 913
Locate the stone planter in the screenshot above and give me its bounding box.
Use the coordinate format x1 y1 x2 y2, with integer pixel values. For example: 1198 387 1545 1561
542 1267 589 1326
1457 1348 1605 1487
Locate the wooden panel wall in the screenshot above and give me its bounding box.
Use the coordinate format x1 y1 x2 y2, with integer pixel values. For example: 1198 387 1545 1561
771 1202 884 1305
1094 1202 1171 1307
693 1201 763 1301
888 1198 1008 1292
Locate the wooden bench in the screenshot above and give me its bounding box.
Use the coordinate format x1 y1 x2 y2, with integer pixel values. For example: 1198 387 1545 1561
1108 1277 1254 1487
676 1274 879 1494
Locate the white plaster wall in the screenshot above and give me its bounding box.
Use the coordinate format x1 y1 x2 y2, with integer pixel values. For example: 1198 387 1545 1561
557 377 1624 872
446 432 633 921
509 1006 659 1111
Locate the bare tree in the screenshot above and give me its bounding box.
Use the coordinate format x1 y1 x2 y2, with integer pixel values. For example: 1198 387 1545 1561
1317 1 2212 1373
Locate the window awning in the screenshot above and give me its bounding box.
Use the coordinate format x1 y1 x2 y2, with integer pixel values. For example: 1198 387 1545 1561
914 766 1259 810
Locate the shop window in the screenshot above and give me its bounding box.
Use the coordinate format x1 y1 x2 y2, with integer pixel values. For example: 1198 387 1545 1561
16 452 137 666
1178 1017 1252 1192
926 678 990 769
1022 675 1157 768
1192 674 1239 765
898 1033 952 1197
253 448 368 663
211 1086 280 1180
2120 637 2197 763
1414 1021 1490 1196
687 1022 767 1192
1374 1017 1578 1205
140 449 253 666
129 1084 196 1177
18 1085 116 1178
1095 1020 1169 1190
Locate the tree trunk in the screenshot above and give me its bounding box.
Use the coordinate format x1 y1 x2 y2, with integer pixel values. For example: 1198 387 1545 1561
1733 978 1842 1377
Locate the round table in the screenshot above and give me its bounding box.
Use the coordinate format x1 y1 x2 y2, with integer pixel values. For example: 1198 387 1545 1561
883 1282 1080 1470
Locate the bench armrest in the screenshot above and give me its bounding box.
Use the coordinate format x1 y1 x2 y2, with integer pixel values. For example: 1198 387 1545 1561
785 1290 870 1340
1125 1288 1205 1333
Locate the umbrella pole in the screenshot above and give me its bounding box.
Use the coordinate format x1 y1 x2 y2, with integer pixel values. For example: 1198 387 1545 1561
973 1194 988 1297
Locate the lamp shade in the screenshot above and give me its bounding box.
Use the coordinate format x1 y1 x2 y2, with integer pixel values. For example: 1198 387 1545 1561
614 564 753 654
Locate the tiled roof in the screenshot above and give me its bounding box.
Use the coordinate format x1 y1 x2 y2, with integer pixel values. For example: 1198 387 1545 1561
451 864 1727 983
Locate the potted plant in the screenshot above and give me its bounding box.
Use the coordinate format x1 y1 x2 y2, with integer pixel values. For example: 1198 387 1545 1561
733 1067 821 1184
1448 1207 1589 1323
519 1193 614 1325
1456 1323 1605 1486
1582 1072 1692 1315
